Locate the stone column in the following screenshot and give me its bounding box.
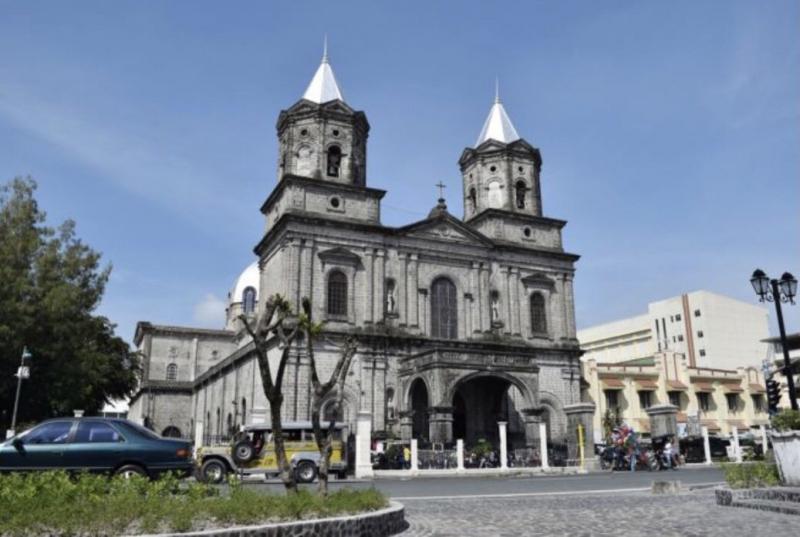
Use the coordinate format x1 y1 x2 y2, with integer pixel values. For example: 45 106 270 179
409 254 419 327
374 249 385 323
539 421 549 469
510 268 521 335
498 421 508 470
471 262 481 334
355 410 373 478
565 274 577 339
701 425 712 465
521 408 541 448
399 411 413 442
457 439 465 471
364 249 374 324
410 438 419 472
421 289 429 336
299 239 313 306
194 421 204 448
645 404 679 438
502 267 511 334
480 264 491 332
290 239 301 310
428 406 454 444
564 402 597 470
398 253 407 326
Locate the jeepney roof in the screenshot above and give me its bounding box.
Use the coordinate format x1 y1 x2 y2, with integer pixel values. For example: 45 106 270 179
243 421 346 431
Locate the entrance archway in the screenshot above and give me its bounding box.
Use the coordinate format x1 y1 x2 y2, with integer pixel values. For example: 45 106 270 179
161 426 181 438
451 375 527 448
409 378 429 441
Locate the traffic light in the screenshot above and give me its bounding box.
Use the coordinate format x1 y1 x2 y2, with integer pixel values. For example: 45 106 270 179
766 379 781 415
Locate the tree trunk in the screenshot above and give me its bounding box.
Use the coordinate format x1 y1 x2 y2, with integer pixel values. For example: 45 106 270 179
267 392 297 493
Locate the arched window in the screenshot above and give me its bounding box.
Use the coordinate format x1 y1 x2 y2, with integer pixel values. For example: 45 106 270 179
242 286 257 314
530 292 547 334
515 181 527 209
161 426 181 438
431 277 458 339
468 187 477 213
327 145 342 177
327 270 348 316
166 363 177 381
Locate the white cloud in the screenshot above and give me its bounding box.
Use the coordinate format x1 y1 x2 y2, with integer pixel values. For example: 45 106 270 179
193 293 226 327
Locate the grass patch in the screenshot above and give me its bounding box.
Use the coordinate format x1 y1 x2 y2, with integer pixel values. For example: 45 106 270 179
0 472 387 536
721 461 781 489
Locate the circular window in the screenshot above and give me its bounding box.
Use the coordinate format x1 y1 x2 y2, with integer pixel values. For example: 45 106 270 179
330 197 341 208
300 128 308 136
490 165 497 172
523 227 532 238
518 166 524 172
332 129 340 136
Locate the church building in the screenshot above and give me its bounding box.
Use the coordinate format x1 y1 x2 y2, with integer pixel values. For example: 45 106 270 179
128 49 586 450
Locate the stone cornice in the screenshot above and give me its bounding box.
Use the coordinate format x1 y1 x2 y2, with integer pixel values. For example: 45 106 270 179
134 322 235 347
260 174 386 216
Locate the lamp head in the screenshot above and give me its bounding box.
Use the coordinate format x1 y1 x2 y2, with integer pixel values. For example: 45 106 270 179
750 269 770 299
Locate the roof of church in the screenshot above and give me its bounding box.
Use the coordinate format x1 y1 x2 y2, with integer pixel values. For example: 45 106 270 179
476 84 520 145
302 42 344 104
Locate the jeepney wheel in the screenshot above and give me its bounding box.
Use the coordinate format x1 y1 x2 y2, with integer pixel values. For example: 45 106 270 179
232 440 255 464
201 459 228 484
295 461 318 483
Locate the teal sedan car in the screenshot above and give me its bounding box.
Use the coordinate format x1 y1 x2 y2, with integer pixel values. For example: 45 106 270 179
0 418 194 479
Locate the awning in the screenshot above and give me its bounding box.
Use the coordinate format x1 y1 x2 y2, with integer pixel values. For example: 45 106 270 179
666 380 688 391
601 378 625 390
749 383 766 394
694 382 714 393
635 379 658 391
701 419 721 431
722 382 744 394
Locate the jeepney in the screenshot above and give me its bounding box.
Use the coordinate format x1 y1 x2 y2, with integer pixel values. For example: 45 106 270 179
196 421 349 484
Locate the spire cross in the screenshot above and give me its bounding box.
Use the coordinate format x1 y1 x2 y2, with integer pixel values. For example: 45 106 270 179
322 34 329 63
435 181 446 200
494 77 500 104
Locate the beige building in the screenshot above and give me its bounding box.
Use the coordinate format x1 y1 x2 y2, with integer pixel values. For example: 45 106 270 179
582 351 770 442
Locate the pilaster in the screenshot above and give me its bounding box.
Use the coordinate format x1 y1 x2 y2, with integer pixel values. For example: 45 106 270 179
364 249 374 324
375 249 386 323
409 254 419 327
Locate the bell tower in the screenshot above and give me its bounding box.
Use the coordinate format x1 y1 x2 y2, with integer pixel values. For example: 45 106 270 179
276 43 369 186
459 85 542 221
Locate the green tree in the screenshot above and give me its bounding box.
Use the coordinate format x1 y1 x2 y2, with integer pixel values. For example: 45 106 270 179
0 177 139 431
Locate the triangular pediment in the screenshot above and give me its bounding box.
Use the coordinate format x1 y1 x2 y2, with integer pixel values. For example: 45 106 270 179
317 247 361 266
398 214 493 246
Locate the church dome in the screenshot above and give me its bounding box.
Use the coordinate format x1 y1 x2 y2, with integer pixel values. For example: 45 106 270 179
230 261 259 304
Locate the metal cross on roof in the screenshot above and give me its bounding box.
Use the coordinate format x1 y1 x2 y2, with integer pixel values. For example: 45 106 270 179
435 181 446 200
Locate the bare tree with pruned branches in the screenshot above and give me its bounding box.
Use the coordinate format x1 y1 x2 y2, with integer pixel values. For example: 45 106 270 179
238 294 301 493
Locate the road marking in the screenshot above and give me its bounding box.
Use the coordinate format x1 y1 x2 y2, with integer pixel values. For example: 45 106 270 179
393 482 723 501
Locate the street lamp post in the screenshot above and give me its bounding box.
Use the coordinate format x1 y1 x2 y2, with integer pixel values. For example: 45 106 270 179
9 347 32 436
751 269 798 411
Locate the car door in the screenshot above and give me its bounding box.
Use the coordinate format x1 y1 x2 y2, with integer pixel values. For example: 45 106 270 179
2 421 75 470
64 420 126 472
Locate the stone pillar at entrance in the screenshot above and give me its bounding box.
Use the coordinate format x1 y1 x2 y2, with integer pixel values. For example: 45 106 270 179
645 404 678 438
355 411 373 478
399 411 413 442
498 421 508 470
564 402 596 470
521 408 542 448
428 406 454 444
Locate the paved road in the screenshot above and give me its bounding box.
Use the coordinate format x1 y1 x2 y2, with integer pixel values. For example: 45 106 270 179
247 466 725 498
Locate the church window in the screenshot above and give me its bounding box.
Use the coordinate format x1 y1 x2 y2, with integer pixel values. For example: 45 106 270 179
523 227 532 238
332 129 340 136
488 181 502 208
166 363 177 381
300 128 309 136
490 165 497 172
242 286 257 314
329 197 340 209
515 181 527 209
327 146 342 177
518 166 524 172
327 270 348 316
431 277 458 339
468 188 477 212
530 292 547 334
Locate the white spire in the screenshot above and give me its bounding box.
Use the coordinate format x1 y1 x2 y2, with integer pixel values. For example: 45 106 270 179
475 81 520 146
302 37 344 104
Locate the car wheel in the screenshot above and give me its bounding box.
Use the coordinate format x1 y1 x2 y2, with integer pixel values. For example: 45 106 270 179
232 440 255 464
201 459 228 484
295 461 317 484
115 464 148 479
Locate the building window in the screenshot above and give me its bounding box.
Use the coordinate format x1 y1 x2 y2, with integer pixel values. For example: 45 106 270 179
699 349 706 357
327 270 348 316
604 390 619 412
166 363 177 381
242 286 257 314
698 392 710 412
638 391 652 410
530 292 547 334
670 315 674 322
697 330 704 338
431 277 458 339
752 395 765 413
326 145 342 177
468 187 477 212
694 309 701 317
675 313 682 321
668 391 681 408
515 180 526 209
726 394 739 413
677 334 684 342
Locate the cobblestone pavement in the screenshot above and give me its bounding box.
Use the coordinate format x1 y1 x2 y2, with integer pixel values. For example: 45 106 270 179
399 490 797 537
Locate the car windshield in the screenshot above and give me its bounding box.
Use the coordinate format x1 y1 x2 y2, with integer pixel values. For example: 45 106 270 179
120 420 161 440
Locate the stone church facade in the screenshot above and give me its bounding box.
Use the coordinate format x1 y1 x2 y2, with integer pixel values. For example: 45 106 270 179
128 51 587 449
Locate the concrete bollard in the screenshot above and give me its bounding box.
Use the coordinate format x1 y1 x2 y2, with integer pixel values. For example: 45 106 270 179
539 421 549 470
702 426 712 465
457 439 465 471
498 421 508 470
410 438 419 472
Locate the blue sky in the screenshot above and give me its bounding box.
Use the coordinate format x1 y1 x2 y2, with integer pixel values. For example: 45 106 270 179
1 0 798 343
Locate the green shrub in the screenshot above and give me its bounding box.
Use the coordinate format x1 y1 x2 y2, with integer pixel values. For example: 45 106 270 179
772 409 800 431
0 472 387 536
721 462 781 489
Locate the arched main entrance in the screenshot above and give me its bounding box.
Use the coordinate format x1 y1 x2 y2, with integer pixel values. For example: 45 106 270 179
409 378 429 441
452 375 527 448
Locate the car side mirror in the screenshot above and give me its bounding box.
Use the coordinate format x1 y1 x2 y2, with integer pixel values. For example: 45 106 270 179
12 438 23 451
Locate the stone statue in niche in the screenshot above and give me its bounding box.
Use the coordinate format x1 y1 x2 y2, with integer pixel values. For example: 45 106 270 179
385 280 397 316
490 292 503 327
